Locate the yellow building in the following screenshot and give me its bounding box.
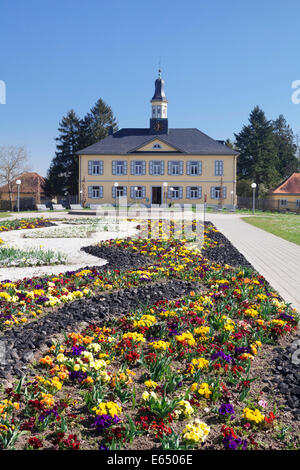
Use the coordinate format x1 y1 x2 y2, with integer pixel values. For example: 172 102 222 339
269 172 300 211
77 71 239 207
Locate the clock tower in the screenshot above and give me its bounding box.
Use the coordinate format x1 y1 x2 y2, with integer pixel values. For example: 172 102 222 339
150 69 168 134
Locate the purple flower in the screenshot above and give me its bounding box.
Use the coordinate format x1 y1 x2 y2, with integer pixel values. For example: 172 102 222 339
93 414 120 434
218 403 235 416
69 370 87 383
211 351 233 363
223 435 247 450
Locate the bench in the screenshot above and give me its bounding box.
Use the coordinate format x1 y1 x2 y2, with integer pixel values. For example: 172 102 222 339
52 204 64 210
36 204 50 211
70 204 83 210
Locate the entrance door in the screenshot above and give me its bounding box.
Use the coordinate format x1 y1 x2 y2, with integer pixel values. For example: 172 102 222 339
151 186 162 205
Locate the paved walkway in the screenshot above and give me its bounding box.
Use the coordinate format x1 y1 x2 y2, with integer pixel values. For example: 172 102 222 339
207 214 300 314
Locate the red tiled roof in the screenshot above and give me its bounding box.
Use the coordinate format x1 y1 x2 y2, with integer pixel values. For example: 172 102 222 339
0 172 45 194
272 173 300 194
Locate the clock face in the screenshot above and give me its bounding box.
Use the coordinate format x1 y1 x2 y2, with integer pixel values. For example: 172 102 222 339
155 121 162 131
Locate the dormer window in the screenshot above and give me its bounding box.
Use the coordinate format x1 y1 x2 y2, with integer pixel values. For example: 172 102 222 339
152 143 162 149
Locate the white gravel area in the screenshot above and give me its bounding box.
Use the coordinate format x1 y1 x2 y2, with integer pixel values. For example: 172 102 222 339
0 219 139 281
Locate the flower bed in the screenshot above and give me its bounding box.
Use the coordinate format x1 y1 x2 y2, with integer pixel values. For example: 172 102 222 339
0 218 56 232
0 246 67 267
0 222 299 450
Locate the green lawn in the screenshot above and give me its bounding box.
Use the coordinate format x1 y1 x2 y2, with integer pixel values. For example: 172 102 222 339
242 213 300 245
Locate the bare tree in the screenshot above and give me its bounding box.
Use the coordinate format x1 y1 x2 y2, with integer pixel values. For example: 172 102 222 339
295 133 300 171
0 146 30 210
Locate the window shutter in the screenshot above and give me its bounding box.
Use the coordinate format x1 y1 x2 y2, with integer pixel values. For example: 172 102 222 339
123 186 127 196
112 161 116 175
88 186 92 198
149 161 153 175
130 161 135 175
179 161 184 175
187 161 191 175
99 186 103 198
130 186 134 199
142 160 146 175
160 160 165 175
199 161 202 175
142 186 146 198
112 186 116 198
99 161 103 175
220 161 224 175
124 161 128 175
179 187 183 199
168 161 172 175
88 161 92 175
168 188 171 199
210 187 215 199
222 186 227 199
198 186 202 198
187 186 191 199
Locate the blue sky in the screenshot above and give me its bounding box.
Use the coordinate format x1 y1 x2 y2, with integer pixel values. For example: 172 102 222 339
1 0 300 176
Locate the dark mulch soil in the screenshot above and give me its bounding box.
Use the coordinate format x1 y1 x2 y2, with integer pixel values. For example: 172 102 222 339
0 279 201 382
265 332 300 420
203 221 254 268
80 245 151 271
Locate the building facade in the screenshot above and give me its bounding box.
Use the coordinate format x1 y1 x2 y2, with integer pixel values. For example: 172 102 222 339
268 172 300 211
77 71 239 207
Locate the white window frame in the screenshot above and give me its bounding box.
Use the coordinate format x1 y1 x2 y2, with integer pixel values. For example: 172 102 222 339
190 161 200 175
92 186 100 198
171 161 180 175
116 161 126 175
153 161 163 175
190 187 199 199
116 186 125 197
215 160 224 176
280 199 287 206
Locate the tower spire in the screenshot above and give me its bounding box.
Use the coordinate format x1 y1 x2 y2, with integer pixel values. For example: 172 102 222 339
149 70 168 134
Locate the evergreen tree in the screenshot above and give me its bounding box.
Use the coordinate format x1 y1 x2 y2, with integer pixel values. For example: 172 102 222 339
272 114 298 178
44 99 118 197
234 106 280 195
81 98 118 147
43 110 81 197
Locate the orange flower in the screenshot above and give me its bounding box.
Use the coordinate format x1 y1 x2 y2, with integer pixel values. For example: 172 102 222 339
190 291 195 297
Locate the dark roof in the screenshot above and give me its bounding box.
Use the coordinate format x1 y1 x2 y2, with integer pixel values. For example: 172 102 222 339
77 128 239 156
151 77 167 102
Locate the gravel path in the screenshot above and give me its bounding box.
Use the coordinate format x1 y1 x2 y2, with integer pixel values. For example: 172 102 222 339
0 220 138 281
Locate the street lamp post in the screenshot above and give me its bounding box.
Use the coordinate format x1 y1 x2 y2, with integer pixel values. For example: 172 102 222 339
163 182 168 205
134 186 138 204
114 182 119 207
251 183 257 215
170 187 174 205
16 179 21 213
230 190 234 207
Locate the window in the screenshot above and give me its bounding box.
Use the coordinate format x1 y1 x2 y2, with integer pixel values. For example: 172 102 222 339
191 161 201 175
88 160 103 175
116 161 126 175
116 186 125 197
169 186 183 199
131 186 144 199
187 161 202 175
280 199 287 206
296 200 300 206
214 160 224 176
171 162 180 175
134 161 142 174
190 187 200 199
152 108 156 116
88 186 103 199
211 186 227 200
157 106 161 117
152 143 162 149
151 161 164 175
